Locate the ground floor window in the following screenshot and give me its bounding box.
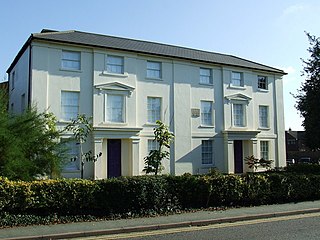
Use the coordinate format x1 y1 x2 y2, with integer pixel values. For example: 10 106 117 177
62 139 80 171
202 140 213 165
260 141 269 160
148 139 159 153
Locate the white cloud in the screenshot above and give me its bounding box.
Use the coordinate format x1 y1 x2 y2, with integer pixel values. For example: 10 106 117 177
282 3 309 17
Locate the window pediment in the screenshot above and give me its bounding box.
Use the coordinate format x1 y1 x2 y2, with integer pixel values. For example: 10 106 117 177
95 82 135 95
225 93 252 104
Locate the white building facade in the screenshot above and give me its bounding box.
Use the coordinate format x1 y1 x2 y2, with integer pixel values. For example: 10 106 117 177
7 29 286 179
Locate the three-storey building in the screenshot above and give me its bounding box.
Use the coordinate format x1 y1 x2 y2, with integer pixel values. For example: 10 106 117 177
7 29 286 178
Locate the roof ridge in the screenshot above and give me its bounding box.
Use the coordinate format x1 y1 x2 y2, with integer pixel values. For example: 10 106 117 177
71 30 232 57
34 29 76 36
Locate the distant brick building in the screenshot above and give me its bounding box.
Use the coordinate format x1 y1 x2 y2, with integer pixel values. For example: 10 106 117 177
285 129 320 163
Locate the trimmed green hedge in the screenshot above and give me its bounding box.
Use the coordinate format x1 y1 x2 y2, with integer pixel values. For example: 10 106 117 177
1 173 320 218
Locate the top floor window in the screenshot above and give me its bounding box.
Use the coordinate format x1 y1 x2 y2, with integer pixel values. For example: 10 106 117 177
61 51 81 70
106 55 124 74
231 72 243 87
147 61 161 79
258 76 268 90
200 68 213 84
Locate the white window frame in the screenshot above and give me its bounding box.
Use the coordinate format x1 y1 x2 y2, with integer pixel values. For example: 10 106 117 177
258 75 268 90
202 140 213 165
106 94 125 123
106 55 124 74
62 139 80 171
260 141 269 160
232 103 246 127
231 71 243 87
201 101 213 126
259 105 269 128
61 50 81 70
200 68 213 85
147 61 162 79
147 97 161 124
148 139 159 153
61 91 79 121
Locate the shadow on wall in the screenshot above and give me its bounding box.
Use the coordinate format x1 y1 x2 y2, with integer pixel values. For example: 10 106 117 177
175 144 216 175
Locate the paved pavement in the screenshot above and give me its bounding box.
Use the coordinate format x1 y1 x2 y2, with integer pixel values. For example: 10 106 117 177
1 200 320 240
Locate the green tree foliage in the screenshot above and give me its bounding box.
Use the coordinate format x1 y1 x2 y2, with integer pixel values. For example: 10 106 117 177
0 90 64 180
64 114 102 179
143 120 174 175
293 32 320 150
245 155 273 171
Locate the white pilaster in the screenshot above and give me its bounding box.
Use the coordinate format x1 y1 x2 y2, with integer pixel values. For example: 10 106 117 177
93 138 104 179
131 137 140 176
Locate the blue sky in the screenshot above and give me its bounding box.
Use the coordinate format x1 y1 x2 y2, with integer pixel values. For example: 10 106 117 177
2 0 320 130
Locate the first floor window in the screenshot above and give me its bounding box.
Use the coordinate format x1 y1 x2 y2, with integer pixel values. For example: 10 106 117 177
260 141 269 160
200 68 212 84
107 94 124 122
148 139 159 153
147 97 161 123
259 106 269 128
62 139 80 171
61 91 79 121
233 103 245 127
201 101 213 125
258 76 268 90
202 140 213 164
231 71 243 86
106 55 124 74
147 61 162 78
61 50 81 70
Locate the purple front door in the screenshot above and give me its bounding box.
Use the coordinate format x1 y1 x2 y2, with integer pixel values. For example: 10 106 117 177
234 140 243 174
107 139 121 178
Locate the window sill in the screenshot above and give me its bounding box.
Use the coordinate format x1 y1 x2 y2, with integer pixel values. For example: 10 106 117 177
102 122 128 126
257 88 269 93
60 68 82 73
201 163 215 167
145 77 163 81
199 82 214 87
102 71 128 78
199 125 215 128
230 126 247 130
228 85 245 90
145 122 159 127
58 120 74 124
258 127 271 131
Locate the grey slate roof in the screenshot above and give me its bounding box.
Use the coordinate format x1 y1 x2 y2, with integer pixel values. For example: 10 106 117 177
8 29 286 75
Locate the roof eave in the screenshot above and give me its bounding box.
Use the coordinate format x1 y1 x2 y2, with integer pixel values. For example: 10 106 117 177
6 35 33 73
31 36 286 75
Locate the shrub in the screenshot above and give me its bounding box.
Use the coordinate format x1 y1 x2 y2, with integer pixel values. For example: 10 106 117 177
1 172 320 227
286 163 320 174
